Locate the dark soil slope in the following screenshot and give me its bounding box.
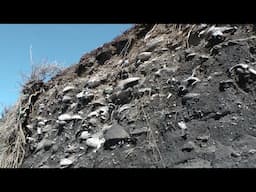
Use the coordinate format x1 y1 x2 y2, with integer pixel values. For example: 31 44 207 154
13 24 256 168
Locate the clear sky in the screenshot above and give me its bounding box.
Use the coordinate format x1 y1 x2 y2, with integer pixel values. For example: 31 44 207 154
0 24 132 115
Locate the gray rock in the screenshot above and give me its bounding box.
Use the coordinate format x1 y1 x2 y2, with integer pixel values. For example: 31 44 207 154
118 77 140 90
104 124 130 141
109 89 132 105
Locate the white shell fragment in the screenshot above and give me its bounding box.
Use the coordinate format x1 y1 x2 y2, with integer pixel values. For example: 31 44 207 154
137 52 152 61
71 114 83 120
85 137 105 152
58 114 72 121
80 131 91 140
63 86 75 93
60 158 73 166
118 77 140 90
58 114 82 121
178 121 187 130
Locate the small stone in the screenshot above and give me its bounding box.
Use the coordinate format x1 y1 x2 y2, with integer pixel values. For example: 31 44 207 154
117 77 140 90
109 89 132 105
63 86 75 93
60 158 73 167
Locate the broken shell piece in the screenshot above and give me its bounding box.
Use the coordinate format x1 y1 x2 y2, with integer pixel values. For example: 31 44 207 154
178 121 187 130
63 86 75 93
26 124 33 130
183 76 200 86
56 120 67 125
37 127 42 135
38 121 45 126
85 137 105 152
248 149 256 154
137 52 152 61
80 131 91 140
60 158 73 167
87 111 99 118
118 77 140 90
71 114 83 120
62 95 72 103
229 63 249 73
58 114 72 121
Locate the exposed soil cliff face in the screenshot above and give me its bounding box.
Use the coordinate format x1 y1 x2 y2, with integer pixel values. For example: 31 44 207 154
3 24 256 168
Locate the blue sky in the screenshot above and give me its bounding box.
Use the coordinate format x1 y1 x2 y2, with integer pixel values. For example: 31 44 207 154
0 24 132 115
